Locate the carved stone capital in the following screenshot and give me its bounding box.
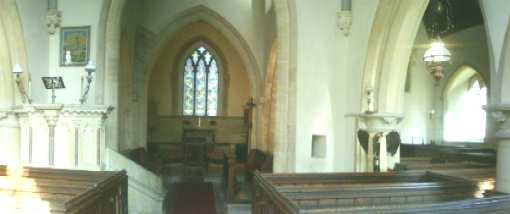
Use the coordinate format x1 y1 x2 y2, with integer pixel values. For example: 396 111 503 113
484 104 510 139
346 112 403 133
337 10 352 36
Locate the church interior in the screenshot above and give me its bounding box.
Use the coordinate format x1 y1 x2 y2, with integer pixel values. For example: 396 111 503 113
1 0 510 213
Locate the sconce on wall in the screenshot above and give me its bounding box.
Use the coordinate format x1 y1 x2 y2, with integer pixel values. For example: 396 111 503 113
12 64 32 104
337 0 352 36
79 60 96 104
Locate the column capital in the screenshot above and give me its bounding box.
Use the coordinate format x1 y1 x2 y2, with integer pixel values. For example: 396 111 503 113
346 112 403 132
484 104 510 139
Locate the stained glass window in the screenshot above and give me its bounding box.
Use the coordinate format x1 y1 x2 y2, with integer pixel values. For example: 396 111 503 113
183 45 219 116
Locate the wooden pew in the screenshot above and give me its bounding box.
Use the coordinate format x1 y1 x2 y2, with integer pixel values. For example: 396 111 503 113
0 165 127 214
227 149 272 201
252 171 507 214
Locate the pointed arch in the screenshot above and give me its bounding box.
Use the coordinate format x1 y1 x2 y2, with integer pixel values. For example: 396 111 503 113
499 16 510 103
0 0 29 106
361 0 429 113
0 0 29 164
443 65 487 142
272 0 298 173
144 6 261 97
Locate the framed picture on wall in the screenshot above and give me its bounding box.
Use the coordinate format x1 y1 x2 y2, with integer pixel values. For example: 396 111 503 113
60 26 90 66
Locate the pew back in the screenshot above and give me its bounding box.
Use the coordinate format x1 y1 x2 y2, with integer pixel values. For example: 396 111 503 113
253 171 506 214
0 165 127 214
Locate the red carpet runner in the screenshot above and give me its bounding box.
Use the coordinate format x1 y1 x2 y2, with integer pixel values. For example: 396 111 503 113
168 182 217 214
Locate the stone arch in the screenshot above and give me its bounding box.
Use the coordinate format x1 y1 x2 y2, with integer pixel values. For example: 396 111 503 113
148 25 238 117
100 0 126 151
272 0 297 173
0 0 29 164
0 0 29 106
144 6 261 97
258 40 278 152
499 16 510 104
443 65 487 98
101 0 298 164
362 0 429 113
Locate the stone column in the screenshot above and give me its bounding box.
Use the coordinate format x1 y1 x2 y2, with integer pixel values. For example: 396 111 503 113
346 113 403 172
72 119 82 167
485 104 510 193
40 105 63 166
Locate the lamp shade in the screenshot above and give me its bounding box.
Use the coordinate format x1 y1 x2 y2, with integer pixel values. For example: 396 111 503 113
85 60 96 72
423 40 451 63
12 64 23 74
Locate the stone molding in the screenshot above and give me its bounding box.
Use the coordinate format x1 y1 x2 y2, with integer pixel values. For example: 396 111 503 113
346 112 404 132
9 104 114 169
485 104 510 139
14 104 114 118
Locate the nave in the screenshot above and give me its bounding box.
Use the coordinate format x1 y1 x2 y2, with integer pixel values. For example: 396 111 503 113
2 0 510 213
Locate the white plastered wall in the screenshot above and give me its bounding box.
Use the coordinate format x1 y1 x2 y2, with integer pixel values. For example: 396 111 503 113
400 25 436 145
293 0 379 172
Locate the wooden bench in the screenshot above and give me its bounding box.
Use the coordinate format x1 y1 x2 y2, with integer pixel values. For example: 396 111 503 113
0 165 127 214
252 171 507 214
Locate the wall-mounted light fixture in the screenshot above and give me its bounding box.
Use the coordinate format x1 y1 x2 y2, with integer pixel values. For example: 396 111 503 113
79 60 96 104
12 64 32 104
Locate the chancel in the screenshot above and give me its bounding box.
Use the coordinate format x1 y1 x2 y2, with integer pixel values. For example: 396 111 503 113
0 0 510 213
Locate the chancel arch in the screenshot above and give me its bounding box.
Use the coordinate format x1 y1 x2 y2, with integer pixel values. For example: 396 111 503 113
147 21 250 117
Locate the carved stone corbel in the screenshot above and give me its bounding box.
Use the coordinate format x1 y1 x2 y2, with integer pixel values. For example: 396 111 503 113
337 10 352 36
46 9 62 35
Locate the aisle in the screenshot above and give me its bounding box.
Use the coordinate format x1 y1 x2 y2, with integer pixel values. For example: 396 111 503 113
167 182 217 214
